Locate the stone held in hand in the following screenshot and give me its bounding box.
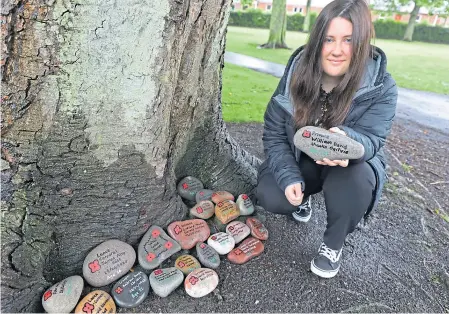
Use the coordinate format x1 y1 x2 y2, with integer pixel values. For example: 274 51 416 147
195 189 214 203
82 239 136 287
246 217 269 241
111 271 149 308
227 237 265 265
138 225 181 270
211 191 235 204
236 194 255 216
207 232 235 255
226 220 251 244
42 275 84 313
215 200 240 224
175 255 201 275
184 268 219 298
167 219 210 250
195 242 220 269
293 126 365 161
190 200 215 220
149 267 184 298
74 290 116 314
177 176 204 201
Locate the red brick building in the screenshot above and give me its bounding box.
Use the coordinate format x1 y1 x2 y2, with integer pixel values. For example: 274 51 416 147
231 0 449 27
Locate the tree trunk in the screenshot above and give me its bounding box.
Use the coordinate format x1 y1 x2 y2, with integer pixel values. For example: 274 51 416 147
303 0 312 32
403 2 421 41
0 0 259 312
260 0 289 49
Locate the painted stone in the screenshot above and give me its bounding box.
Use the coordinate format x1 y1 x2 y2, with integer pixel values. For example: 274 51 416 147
211 215 227 232
195 242 220 269
227 237 265 265
111 271 149 308
226 220 251 244
184 268 219 298
82 239 136 287
175 255 201 275
293 126 365 161
207 232 235 255
149 267 184 298
246 217 269 240
74 290 115 314
42 275 84 313
190 200 215 220
236 194 255 215
138 225 181 270
215 200 240 224
177 176 204 201
195 189 214 203
167 219 210 250
211 191 234 204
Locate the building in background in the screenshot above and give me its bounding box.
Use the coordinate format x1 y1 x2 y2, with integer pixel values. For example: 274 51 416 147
231 0 449 27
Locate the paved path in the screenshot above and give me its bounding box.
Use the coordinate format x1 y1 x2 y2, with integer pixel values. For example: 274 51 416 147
225 52 449 134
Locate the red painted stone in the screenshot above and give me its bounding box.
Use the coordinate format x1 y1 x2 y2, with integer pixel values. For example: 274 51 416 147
227 237 264 264
211 191 235 204
167 219 210 250
246 217 269 240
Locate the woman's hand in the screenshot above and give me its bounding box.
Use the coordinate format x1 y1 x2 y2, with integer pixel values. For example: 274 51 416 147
315 127 349 167
285 183 304 206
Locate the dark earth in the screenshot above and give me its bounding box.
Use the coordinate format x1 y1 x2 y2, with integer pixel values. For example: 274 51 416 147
121 117 448 313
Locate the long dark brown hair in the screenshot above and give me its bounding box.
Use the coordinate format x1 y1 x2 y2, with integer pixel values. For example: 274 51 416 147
290 0 375 128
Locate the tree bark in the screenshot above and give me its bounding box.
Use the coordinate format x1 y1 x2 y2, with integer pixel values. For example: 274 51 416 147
1 0 259 312
403 1 421 41
303 0 312 32
260 0 289 49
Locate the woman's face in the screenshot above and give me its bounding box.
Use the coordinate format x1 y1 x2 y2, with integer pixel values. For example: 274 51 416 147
321 17 353 78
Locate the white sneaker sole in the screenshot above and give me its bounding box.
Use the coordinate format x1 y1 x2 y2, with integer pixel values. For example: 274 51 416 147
310 260 340 278
292 211 312 222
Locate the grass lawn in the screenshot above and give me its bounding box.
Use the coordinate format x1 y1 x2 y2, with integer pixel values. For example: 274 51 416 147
222 63 278 123
226 26 449 95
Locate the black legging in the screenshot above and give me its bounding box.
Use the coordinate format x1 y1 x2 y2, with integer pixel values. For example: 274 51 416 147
256 154 376 250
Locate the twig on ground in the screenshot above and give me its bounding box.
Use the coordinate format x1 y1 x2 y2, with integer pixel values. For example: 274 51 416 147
430 181 449 185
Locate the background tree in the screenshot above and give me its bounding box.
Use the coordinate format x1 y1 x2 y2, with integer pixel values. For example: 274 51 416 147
240 0 254 10
260 0 289 48
303 0 313 32
0 0 258 312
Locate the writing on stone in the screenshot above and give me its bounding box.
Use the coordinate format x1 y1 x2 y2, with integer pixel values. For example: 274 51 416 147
153 269 179 282
175 221 205 237
310 131 349 155
119 273 146 299
143 232 173 261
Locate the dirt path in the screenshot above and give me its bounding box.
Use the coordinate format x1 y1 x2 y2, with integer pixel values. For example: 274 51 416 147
131 118 448 313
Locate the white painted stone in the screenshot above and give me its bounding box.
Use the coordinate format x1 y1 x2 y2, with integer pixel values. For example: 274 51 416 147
207 232 235 255
184 268 219 298
42 275 84 313
226 220 250 244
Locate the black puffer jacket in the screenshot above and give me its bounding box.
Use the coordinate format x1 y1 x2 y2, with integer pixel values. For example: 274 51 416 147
262 45 398 216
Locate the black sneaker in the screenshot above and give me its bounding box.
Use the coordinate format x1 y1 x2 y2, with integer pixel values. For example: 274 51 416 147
310 242 342 278
292 197 312 222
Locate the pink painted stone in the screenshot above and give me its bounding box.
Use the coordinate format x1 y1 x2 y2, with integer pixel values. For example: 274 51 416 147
215 200 240 224
167 219 210 250
211 191 235 204
227 237 265 265
246 217 269 240
190 201 215 220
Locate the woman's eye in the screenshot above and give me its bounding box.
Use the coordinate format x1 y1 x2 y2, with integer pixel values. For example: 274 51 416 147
345 37 352 43
325 37 333 43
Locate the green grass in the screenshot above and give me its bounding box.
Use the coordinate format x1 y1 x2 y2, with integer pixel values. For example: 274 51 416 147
222 63 279 122
226 26 449 95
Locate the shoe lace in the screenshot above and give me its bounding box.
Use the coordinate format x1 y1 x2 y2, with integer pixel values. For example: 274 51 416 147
297 198 310 211
318 243 341 263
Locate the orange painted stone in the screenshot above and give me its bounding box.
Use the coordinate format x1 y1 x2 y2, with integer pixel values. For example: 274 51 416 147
215 200 240 224
211 191 234 204
227 237 265 264
190 201 215 220
74 290 116 314
167 219 210 250
246 217 269 240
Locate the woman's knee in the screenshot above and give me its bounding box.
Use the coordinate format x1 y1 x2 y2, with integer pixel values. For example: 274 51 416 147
323 162 376 193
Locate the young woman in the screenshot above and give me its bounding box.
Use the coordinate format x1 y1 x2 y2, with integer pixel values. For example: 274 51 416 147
256 0 398 278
